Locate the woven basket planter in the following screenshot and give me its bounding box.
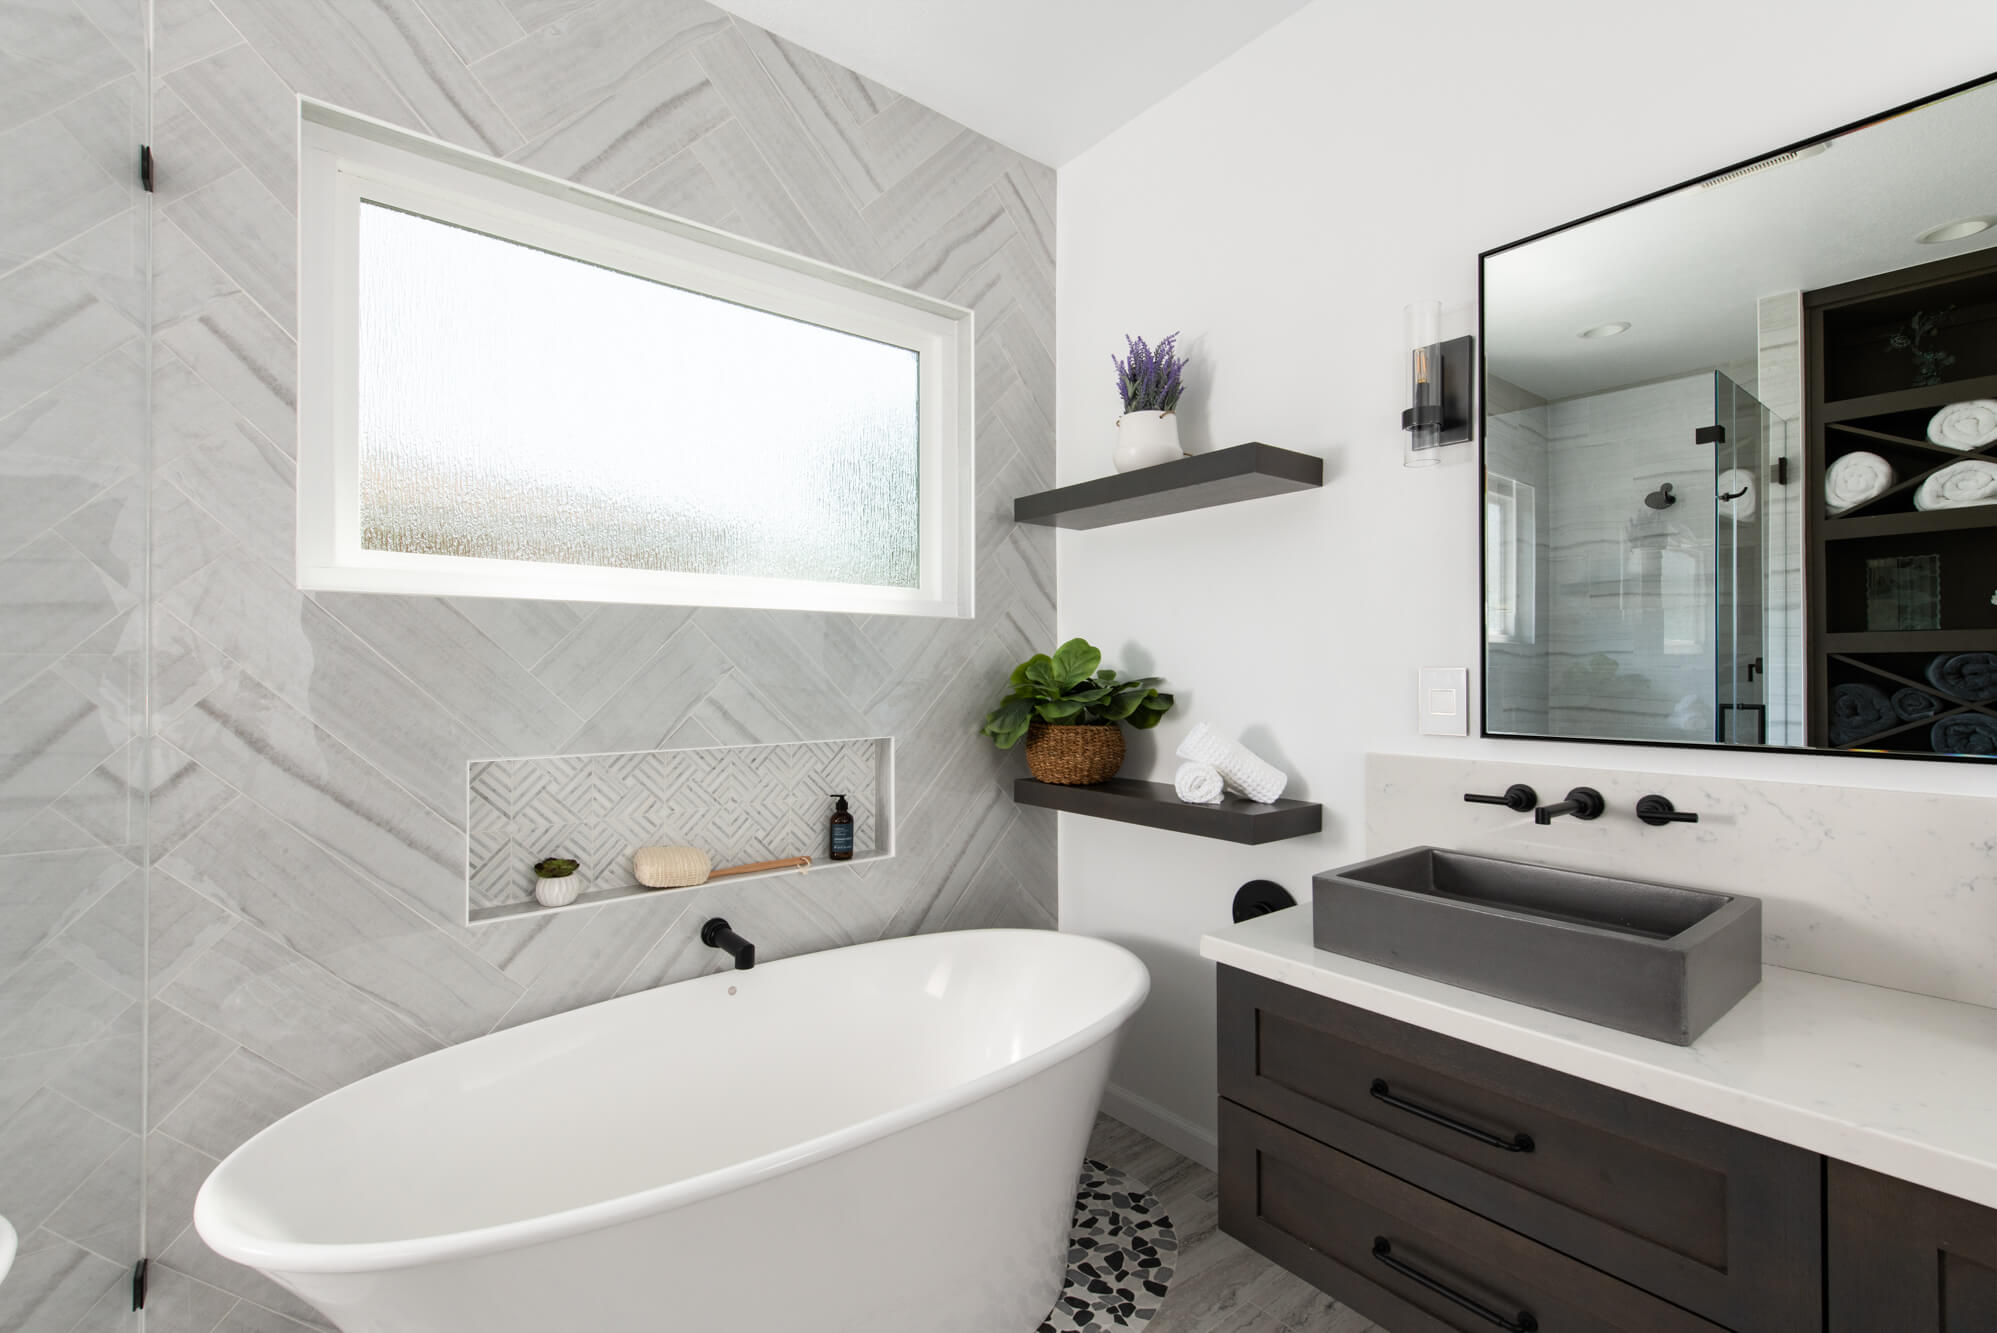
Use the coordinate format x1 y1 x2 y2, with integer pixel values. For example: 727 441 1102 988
1024 722 1125 785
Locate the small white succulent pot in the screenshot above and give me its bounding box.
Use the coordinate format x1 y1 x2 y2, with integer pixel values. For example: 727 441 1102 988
533 857 581 908
1112 411 1183 472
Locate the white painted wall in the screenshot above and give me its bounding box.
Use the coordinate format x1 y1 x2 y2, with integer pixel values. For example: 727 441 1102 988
1054 0 1997 1166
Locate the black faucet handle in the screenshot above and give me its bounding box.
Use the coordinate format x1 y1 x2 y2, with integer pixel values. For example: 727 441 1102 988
1636 795 1700 826
1464 784 1539 813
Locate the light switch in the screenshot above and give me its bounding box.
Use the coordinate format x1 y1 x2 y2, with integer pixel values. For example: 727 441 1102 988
1418 667 1469 737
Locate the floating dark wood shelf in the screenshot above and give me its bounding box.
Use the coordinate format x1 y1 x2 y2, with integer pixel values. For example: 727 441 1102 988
1818 372 1997 423
1013 442 1322 530
1013 777 1321 844
1823 629 1997 653
1823 507 1997 541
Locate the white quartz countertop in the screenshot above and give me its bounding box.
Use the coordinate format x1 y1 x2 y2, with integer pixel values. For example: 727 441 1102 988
1203 907 1997 1210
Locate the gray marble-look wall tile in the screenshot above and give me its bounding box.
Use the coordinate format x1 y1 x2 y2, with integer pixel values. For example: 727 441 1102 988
161 667 468 924
0 106 131 273
165 168 297 332
0 1230 126 1333
413 0 526 65
468 0 730 138
154 291 297 451
0 3 129 136
163 797 521 1041
507 50 726 192
158 920 440 1094
162 550 490 821
165 39 300 210
0 247 141 420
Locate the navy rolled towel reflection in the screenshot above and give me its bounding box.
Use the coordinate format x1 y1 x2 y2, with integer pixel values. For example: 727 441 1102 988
1926 652 1997 702
1931 715 1997 755
1829 682 1895 746
1891 687 1945 722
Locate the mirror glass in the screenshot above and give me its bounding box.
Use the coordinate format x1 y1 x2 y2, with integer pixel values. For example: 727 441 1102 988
1482 74 1997 761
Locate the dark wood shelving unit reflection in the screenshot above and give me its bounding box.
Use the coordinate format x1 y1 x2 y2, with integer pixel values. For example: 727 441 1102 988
1805 247 1997 756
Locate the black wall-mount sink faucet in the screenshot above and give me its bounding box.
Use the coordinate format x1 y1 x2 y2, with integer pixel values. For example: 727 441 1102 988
700 917 756 970
1534 786 1606 826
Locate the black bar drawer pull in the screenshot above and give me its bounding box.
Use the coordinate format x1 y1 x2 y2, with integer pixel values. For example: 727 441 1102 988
1373 1237 1538 1332
1370 1078 1535 1153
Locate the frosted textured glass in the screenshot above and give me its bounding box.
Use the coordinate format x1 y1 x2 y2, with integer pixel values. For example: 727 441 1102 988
356 204 920 586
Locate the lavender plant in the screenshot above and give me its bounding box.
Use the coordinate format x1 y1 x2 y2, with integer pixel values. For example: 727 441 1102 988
1113 332 1188 414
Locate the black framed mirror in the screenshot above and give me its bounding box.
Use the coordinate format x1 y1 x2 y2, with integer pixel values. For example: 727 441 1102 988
1479 71 1997 764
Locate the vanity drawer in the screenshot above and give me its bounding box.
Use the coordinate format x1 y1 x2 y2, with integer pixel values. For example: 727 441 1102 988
1218 966 1821 1331
1220 1100 1730 1333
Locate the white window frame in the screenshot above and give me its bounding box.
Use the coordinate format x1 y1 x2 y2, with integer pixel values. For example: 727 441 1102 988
297 101 975 618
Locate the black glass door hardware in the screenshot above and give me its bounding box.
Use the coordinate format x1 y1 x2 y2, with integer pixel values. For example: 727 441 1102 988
1720 702 1769 746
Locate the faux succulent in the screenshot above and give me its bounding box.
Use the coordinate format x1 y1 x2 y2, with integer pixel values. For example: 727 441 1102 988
979 638 1173 750
1113 332 1188 414
533 857 579 878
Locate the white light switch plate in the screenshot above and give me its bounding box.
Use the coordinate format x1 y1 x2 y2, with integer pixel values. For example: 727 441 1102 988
1418 667 1469 737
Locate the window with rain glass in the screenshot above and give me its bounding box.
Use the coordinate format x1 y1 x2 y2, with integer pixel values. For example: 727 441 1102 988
297 103 974 618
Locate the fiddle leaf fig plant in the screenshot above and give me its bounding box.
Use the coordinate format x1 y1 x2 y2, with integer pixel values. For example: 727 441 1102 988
979 637 1173 749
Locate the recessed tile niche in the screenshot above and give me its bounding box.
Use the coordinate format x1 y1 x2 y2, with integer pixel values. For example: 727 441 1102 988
466 737 893 923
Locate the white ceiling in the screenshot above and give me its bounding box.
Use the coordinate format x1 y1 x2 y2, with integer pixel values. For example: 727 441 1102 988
713 0 1315 166
1486 77 1997 402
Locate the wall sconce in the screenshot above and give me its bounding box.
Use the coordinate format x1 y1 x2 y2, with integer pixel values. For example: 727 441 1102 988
1402 301 1474 468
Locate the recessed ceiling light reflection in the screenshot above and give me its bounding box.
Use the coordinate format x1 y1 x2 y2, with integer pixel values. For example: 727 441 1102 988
1916 217 1994 244
1577 322 1632 340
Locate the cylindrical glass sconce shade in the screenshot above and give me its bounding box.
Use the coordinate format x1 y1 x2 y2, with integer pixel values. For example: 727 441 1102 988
1404 300 1442 468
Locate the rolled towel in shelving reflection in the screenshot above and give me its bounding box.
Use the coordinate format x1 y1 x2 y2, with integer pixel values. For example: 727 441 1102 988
1931 714 1997 756
1913 458 1997 511
1892 687 1945 722
1926 399 1997 450
1716 468 1757 522
1173 762 1224 804
1825 451 1895 515
1828 682 1895 746
1926 652 1997 702
1176 723 1288 804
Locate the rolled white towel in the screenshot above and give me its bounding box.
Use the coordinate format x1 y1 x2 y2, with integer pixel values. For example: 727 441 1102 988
1173 762 1224 804
1825 451 1895 515
1927 400 1997 450
1176 722 1289 804
1715 467 1757 522
1915 458 1997 511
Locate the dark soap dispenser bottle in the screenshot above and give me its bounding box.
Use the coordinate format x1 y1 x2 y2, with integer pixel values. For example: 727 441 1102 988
829 794 854 861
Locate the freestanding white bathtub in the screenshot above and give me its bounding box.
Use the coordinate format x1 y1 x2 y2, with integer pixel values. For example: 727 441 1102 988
195 928 1149 1332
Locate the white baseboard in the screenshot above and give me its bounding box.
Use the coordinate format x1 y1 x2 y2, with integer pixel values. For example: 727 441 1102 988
1100 1083 1218 1172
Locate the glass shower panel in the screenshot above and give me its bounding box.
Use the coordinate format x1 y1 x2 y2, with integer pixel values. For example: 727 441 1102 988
1714 375 1771 745
0 3 150 1330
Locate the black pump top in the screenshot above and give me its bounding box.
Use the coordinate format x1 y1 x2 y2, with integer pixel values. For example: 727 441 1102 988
833 794 849 812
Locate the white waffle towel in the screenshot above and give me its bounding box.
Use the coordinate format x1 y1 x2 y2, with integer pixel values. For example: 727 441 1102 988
1175 723 1288 804
1927 400 1997 450
1173 762 1224 804
1825 451 1895 515
1915 458 1997 510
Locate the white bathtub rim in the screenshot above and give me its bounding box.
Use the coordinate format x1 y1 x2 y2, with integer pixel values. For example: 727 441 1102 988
195 929 1148 1277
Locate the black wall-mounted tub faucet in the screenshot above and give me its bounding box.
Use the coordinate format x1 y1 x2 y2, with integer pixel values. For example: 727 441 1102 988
1534 787 1606 826
700 918 756 970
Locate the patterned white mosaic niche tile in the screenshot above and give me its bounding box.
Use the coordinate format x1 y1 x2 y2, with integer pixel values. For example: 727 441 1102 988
467 737 892 922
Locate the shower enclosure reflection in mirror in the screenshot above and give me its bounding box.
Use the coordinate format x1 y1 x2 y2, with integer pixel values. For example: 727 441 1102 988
1479 69 1997 764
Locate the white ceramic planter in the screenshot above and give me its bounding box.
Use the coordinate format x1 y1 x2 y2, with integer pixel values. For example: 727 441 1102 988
1112 411 1183 472
534 875 581 908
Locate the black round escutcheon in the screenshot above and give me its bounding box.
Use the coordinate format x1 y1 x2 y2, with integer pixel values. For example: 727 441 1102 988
1231 880 1296 924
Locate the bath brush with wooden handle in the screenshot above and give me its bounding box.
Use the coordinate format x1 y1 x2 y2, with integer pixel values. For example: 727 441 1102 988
632 845 812 889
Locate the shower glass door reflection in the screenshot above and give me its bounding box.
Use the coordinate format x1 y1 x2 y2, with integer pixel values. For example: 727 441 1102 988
1714 375 1775 745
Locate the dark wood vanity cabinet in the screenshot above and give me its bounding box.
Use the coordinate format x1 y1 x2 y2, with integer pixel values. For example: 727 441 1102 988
1828 1161 1997 1333
1217 967 1822 1332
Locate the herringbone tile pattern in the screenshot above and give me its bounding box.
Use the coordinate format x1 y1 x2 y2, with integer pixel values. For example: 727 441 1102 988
8 0 1056 1328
